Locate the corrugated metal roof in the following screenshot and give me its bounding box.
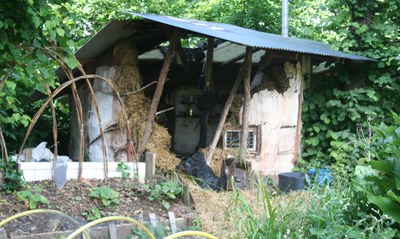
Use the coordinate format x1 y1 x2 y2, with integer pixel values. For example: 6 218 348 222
129 12 373 61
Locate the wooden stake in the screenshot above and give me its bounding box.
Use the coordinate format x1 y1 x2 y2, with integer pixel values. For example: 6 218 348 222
239 47 253 162
138 30 179 157
205 48 252 164
145 152 156 182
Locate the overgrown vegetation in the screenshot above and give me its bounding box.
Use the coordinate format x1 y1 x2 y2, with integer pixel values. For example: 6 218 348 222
226 178 399 238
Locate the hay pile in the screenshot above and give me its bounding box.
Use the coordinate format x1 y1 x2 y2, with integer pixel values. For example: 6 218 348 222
113 41 141 94
124 92 180 172
224 94 243 130
189 183 260 238
115 42 180 172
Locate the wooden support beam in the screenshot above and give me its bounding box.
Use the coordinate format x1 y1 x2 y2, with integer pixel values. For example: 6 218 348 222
204 37 214 92
138 30 179 157
294 62 304 164
205 48 252 164
145 152 156 182
239 47 253 162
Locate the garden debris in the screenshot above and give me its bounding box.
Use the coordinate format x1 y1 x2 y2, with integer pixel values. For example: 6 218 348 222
176 152 227 191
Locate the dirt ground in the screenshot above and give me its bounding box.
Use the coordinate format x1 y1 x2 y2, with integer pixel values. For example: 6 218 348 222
0 178 196 236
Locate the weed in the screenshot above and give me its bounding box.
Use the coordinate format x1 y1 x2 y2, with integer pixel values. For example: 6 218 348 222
16 185 49 209
117 162 131 179
142 181 182 209
89 186 120 207
82 207 102 221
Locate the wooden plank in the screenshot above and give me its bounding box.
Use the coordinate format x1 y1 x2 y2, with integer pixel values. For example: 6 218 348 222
168 211 178 233
239 47 253 162
108 221 117 239
145 152 156 182
149 213 158 228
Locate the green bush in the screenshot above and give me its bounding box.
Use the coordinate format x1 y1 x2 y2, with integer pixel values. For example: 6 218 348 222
0 160 25 193
356 111 400 224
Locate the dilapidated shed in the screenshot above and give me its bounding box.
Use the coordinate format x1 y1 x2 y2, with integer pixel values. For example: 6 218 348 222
62 13 371 178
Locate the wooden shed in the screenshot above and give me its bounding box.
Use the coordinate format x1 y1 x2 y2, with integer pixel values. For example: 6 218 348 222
62 13 371 178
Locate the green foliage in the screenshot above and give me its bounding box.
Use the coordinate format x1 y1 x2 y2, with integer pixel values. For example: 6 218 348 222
81 207 102 221
306 183 397 238
89 186 120 207
227 179 398 238
130 222 171 239
0 160 26 193
16 185 49 209
356 112 400 224
226 180 304 238
299 76 385 179
116 162 131 179
142 181 182 209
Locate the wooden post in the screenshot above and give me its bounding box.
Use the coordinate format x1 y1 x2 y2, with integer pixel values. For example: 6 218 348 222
145 152 156 182
294 62 304 164
25 148 33 162
182 183 192 207
205 50 252 164
239 47 253 162
138 30 179 157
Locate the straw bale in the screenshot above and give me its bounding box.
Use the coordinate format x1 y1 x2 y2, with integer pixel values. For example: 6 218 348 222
113 41 141 94
123 92 179 172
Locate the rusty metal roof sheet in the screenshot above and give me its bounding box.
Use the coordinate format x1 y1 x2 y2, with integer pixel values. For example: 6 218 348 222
129 12 373 61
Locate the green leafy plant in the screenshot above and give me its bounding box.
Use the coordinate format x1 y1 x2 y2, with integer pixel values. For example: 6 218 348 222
117 162 131 179
89 186 120 207
142 181 182 209
82 207 102 221
17 185 49 209
356 111 400 224
0 160 26 193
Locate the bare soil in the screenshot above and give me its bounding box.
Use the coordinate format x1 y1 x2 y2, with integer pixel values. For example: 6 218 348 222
0 177 196 236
